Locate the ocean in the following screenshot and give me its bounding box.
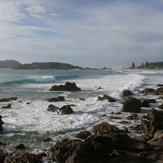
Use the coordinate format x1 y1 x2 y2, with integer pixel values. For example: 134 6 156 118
0 68 162 153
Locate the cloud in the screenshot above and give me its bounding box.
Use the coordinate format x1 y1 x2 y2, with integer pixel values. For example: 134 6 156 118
0 0 163 68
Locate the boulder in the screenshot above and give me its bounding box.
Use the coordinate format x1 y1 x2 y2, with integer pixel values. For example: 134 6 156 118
59 105 73 115
49 82 81 91
0 97 17 102
97 94 116 102
141 109 163 138
75 131 91 139
2 104 11 108
147 130 163 150
4 152 45 163
47 96 65 102
158 103 163 109
0 116 4 132
15 144 26 149
122 97 141 113
47 104 59 112
140 99 150 107
122 89 133 96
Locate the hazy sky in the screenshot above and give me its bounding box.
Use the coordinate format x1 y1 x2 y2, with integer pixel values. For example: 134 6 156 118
0 0 163 68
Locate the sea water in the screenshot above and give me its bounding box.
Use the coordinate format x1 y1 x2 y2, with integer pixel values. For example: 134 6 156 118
0 68 162 153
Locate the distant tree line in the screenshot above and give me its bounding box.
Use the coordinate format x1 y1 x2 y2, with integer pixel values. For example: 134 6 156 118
130 61 163 69
0 60 83 70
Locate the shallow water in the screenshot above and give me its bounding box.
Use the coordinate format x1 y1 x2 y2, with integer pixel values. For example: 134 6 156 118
0 68 162 152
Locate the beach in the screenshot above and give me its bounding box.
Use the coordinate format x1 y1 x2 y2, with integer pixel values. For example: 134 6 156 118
0 68 162 162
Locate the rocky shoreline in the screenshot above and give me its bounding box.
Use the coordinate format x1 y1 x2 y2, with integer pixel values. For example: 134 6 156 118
0 82 163 162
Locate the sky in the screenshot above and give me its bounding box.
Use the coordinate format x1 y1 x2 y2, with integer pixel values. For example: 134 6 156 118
0 0 163 68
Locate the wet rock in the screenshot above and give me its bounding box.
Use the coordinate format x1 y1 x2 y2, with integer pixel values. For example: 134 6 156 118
15 144 26 149
158 103 163 109
49 82 81 91
75 131 91 139
0 116 4 132
141 109 163 138
139 88 155 94
97 94 116 102
122 97 141 113
126 113 138 120
147 99 156 103
147 130 163 150
46 96 65 102
47 104 59 112
60 105 73 115
140 99 150 107
79 98 85 101
0 97 17 102
157 84 163 87
122 89 133 96
93 121 124 136
4 152 45 163
158 96 163 100
0 150 8 163
43 137 53 142
2 104 11 108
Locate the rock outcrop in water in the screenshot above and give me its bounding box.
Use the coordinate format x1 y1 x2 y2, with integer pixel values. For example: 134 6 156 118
49 82 81 91
0 115 4 132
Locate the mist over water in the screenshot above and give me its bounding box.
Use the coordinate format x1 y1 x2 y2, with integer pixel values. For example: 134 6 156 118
0 68 162 152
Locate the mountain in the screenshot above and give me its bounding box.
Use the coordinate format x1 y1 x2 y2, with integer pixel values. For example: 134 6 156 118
0 60 21 68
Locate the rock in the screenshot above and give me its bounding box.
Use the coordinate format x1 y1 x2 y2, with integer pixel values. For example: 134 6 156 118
122 97 141 113
0 116 4 132
4 152 45 163
0 150 8 163
15 144 26 149
49 82 81 91
140 99 150 107
97 94 116 102
93 121 124 136
0 97 17 102
79 98 85 101
75 131 91 139
2 104 11 108
141 109 163 138
153 87 163 95
122 89 133 96
43 137 53 142
147 130 163 150
47 122 134 163
60 105 73 115
126 113 138 120
158 103 163 109
158 96 163 100
47 104 59 112
139 88 155 94
147 99 156 103
46 96 65 102
157 84 163 87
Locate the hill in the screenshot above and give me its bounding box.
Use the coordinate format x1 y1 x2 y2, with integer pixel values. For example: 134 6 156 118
14 62 83 70
0 60 21 68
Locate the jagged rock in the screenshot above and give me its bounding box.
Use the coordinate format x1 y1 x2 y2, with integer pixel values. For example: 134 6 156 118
49 82 81 91
122 89 133 96
46 96 65 102
0 97 17 102
141 109 163 138
140 99 150 107
4 152 45 163
97 94 116 102
2 104 11 108
122 97 141 113
75 131 91 139
60 105 73 115
126 113 138 120
47 104 59 112
0 116 4 132
15 144 26 149
158 103 163 109
147 130 163 150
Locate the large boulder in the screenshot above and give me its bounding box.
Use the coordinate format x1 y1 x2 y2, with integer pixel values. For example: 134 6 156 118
97 94 116 102
122 89 133 96
122 97 141 113
59 105 73 115
141 109 163 138
49 82 81 91
46 96 65 102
